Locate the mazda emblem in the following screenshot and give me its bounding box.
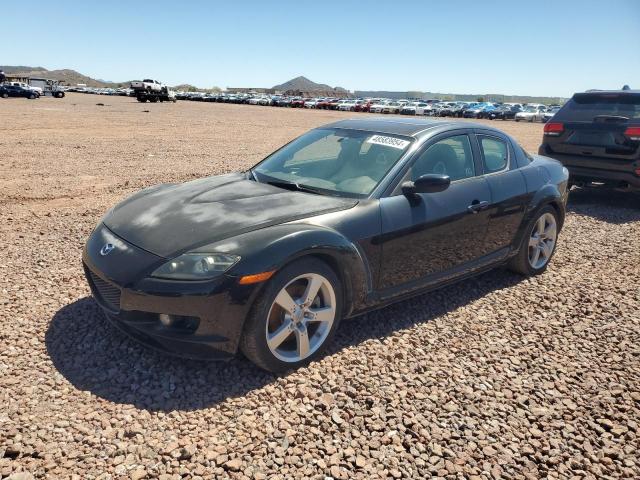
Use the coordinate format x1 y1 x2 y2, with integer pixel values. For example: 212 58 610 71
100 243 115 256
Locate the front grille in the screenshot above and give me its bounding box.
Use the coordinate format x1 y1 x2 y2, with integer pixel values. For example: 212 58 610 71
86 268 121 312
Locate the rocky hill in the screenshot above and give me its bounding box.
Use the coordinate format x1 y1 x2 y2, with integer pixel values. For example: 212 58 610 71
272 76 350 97
0 66 124 87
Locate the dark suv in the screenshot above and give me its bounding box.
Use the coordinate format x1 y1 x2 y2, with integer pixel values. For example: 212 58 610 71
0 84 39 99
539 89 640 190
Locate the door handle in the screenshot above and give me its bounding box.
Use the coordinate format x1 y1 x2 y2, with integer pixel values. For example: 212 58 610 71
467 200 489 213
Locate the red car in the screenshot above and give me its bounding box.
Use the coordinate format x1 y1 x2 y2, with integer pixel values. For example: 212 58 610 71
315 98 334 109
355 100 374 112
290 98 305 108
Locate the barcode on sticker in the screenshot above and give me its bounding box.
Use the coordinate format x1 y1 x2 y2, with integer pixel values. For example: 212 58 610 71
366 135 410 150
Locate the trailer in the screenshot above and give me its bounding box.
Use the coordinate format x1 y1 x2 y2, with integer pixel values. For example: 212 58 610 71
130 79 176 103
134 89 176 103
29 78 65 98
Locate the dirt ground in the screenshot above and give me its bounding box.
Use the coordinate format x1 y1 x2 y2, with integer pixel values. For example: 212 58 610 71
1 94 639 479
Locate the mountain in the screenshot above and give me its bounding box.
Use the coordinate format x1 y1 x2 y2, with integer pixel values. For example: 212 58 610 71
272 76 350 96
0 66 125 87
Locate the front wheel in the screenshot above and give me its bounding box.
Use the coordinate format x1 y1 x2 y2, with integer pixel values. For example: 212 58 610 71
508 206 559 276
1 93 8 99
240 258 342 372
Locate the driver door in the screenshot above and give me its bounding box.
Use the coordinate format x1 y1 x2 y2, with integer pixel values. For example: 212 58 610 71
377 131 492 296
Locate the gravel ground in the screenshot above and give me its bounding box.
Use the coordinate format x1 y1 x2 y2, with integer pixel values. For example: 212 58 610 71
1 94 639 479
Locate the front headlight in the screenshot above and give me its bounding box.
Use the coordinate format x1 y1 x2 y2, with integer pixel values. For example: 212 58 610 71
151 253 240 280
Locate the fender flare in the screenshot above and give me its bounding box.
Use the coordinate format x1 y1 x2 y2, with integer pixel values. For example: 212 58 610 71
203 224 373 317
512 183 564 253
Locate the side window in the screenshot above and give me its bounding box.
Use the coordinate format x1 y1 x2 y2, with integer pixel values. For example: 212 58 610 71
410 135 475 181
479 136 509 173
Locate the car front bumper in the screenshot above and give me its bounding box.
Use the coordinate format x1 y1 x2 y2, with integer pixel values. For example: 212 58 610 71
82 225 260 359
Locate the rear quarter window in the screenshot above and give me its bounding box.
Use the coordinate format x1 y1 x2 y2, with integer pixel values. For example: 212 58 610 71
479 136 509 173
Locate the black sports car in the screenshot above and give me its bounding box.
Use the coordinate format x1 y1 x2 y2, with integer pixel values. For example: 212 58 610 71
83 118 569 372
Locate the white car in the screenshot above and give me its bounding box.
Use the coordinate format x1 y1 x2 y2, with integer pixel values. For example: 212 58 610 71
515 105 547 122
400 102 429 115
304 99 320 108
338 99 364 111
249 96 270 105
370 100 403 114
333 99 352 110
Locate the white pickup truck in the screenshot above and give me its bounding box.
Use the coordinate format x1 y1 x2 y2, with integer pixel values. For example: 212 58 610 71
130 79 176 103
130 79 165 93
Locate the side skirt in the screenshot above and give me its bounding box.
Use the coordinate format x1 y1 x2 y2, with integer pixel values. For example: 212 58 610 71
347 247 512 319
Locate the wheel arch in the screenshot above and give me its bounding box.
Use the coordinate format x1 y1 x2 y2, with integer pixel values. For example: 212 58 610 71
210 224 373 318
511 184 565 254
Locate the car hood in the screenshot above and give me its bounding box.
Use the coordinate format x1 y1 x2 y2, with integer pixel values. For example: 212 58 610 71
103 172 358 258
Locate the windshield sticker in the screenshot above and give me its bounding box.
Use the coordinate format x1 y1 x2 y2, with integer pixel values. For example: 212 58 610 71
366 135 410 150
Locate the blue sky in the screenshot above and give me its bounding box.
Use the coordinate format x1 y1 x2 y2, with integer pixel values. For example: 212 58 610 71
3 0 639 97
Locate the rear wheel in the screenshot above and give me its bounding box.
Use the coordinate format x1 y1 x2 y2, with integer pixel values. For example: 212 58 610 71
508 206 558 276
1 93 8 99
240 258 342 372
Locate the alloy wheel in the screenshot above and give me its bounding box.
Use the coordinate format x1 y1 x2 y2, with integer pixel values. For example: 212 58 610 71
528 212 557 269
265 273 336 363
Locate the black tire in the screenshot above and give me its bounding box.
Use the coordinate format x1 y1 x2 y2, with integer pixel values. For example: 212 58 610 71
28 93 36 99
240 258 343 373
1 93 7 99
508 205 559 276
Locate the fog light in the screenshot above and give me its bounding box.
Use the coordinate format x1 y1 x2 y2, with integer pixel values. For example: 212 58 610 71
158 314 200 333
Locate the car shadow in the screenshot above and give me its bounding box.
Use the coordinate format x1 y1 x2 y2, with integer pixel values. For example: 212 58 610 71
46 269 524 412
567 187 640 224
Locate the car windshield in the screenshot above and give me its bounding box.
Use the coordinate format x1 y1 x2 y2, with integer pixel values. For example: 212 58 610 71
523 107 536 112
252 128 413 197
555 93 640 121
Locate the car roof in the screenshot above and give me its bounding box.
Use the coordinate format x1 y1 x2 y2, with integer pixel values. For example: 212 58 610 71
580 89 640 95
321 117 503 139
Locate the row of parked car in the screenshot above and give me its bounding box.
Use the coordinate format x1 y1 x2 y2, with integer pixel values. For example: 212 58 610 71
66 86 133 96
173 92 561 122
18 84 560 123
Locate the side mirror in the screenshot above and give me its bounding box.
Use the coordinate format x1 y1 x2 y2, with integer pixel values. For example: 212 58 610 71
402 174 451 196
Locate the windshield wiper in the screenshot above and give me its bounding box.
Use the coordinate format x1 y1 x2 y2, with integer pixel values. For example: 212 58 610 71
265 180 325 195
